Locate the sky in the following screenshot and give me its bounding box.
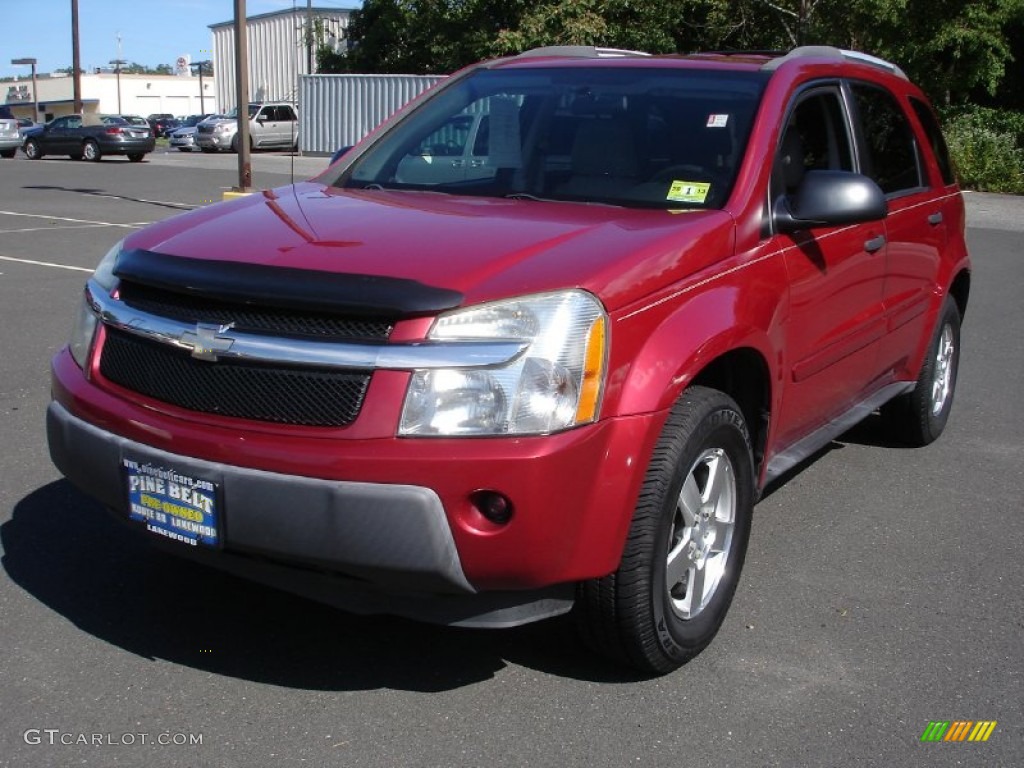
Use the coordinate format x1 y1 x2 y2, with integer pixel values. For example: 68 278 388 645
1 0 360 80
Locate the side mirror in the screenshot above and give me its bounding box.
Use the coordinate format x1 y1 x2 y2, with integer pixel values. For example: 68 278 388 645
774 170 887 233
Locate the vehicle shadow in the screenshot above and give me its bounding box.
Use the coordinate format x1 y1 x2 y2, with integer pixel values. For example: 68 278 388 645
22 184 194 211
2 481 651 691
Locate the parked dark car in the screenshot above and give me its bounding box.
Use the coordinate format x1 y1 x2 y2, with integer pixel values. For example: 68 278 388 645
146 113 178 138
23 114 155 162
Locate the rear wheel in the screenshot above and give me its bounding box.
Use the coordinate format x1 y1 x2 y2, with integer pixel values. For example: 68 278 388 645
24 139 41 160
575 386 755 674
0 149 15 159
881 296 961 446
127 153 144 162
83 140 101 162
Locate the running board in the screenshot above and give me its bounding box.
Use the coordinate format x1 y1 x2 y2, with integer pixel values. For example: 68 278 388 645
764 381 915 485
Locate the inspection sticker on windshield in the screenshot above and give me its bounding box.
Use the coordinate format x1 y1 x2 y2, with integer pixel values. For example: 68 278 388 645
706 114 730 128
667 181 710 204
124 458 220 548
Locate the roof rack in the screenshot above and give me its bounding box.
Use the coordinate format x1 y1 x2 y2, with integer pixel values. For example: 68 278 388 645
515 46 651 59
762 46 908 80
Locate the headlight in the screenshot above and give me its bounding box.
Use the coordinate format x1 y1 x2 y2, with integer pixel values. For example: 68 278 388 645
399 290 608 436
69 240 121 368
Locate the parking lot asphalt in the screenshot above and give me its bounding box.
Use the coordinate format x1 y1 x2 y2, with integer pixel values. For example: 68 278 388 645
0 152 1021 768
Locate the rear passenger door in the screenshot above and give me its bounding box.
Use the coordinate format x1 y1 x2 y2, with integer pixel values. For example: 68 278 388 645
847 83 948 380
772 84 889 445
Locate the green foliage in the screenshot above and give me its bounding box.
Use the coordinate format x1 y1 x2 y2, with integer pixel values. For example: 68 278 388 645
943 107 1024 192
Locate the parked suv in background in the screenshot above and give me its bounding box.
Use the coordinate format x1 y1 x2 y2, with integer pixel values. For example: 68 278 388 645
195 102 298 152
47 46 969 674
0 106 21 158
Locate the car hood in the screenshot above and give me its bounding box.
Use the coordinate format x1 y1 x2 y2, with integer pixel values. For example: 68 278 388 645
122 181 735 312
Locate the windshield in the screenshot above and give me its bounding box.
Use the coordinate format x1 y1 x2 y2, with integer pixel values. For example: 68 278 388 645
224 105 260 119
336 66 766 209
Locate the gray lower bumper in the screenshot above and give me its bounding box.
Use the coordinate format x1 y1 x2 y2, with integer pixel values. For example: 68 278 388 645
45 402 575 627
47 401 472 593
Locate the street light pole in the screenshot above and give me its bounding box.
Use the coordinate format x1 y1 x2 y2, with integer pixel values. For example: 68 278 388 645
190 60 211 114
11 57 38 123
109 59 126 114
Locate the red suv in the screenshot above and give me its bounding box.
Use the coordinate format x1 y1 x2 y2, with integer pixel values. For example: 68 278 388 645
48 46 970 673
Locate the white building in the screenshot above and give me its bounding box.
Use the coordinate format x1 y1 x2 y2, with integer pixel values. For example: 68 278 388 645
3 71 217 122
210 6 354 111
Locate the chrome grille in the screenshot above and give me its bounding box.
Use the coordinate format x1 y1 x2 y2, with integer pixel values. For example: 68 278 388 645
100 327 371 427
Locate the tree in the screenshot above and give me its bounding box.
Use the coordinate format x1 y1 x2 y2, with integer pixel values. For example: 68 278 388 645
327 0 1023 105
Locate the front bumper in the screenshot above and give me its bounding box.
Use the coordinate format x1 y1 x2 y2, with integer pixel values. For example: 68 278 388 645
50 347 663 602
196 132 232 149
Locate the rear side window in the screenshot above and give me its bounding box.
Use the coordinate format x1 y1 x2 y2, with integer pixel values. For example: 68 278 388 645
850 83 922 195
909 98 956 185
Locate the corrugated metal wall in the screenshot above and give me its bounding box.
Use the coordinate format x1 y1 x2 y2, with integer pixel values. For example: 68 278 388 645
212 10 351 113
299 74 445 154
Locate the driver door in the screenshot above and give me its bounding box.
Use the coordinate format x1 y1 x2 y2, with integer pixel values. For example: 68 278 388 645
773 85 889 445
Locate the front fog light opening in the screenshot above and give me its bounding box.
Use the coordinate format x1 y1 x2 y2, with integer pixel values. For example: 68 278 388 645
471 490 514 525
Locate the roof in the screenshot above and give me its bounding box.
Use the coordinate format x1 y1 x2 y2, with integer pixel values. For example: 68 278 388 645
209 6 356 30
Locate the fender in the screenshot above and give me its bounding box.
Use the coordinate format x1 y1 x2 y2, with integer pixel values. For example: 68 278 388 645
608 249 788 419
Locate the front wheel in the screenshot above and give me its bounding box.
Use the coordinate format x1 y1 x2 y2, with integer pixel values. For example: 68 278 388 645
881 296 961 446
24 139 41 160
575 386 755 674
83 140 101 162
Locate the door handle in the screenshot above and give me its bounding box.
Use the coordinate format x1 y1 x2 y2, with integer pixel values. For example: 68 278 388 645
928 212 944 225
451 160 464 168
864 235 886 254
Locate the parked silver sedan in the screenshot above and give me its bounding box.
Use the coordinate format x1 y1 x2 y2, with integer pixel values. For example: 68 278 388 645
168 114 215 152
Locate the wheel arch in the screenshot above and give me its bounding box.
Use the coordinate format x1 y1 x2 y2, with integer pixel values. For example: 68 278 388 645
948 267 970 322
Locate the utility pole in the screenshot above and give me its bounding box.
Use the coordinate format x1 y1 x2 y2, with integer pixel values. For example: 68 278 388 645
234 0 252 191
71 0 82 113
110 59 126 113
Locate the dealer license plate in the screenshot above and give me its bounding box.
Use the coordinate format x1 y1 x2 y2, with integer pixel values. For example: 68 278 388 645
123 458 220 548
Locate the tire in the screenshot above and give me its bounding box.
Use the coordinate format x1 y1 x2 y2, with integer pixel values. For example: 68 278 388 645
24 139 41 160
83 140 102 162
575 386 755 674
127 153 144 162
200 146 216 154
231 134 241 153
881 296 961 446
0 149 14 159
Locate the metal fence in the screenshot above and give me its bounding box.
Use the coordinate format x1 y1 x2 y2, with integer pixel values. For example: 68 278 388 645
299 74 445 155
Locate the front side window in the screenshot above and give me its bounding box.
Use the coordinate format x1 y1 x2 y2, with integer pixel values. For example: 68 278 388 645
335 67 767 209
850 83 922 195
773 87 854 198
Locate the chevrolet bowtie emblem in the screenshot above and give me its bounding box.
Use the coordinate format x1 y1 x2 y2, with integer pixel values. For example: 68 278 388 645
180 322 236 362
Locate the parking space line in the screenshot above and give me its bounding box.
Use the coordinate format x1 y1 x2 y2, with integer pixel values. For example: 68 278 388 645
0 255 93 273
0 225 115 234
0 210 152 229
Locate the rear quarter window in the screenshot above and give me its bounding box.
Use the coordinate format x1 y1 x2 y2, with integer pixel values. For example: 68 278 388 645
909 97 956 186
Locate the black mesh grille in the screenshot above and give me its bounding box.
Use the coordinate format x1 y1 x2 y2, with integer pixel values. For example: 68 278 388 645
100 328 371 427
118 281 394 340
